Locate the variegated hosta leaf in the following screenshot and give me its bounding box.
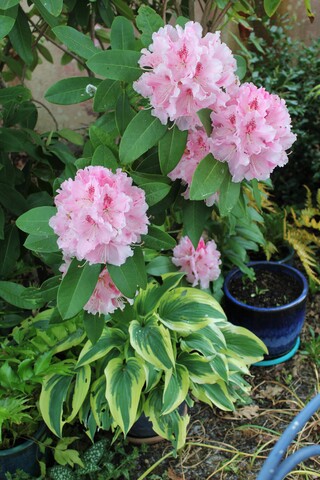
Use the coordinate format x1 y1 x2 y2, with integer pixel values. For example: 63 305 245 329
129 318 175 370
196 324 227 351
134 273 185 316
158 287 226 334
162 365 189 415
105 357 146 435
209 354 229 383
52 328 86 355
145 388 189 451
193 381 235 411
39 373 73 437
143 361 163 393
180 333 218 357
178 352 220 384
227 357 251 376
221 324 267 362
90 375 113 431
65 365 91 423
226 372 252 404
76 327 126 368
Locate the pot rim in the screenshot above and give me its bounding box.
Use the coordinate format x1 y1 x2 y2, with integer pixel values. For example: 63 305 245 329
223 261 308 312
0 422 46 456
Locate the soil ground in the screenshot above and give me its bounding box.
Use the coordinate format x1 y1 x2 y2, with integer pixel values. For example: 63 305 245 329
129 289 320 480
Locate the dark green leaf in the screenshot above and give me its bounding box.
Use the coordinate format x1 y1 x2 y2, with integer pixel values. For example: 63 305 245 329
0 15 15 39
142 226 176 250
52 26 100 60
119 109 167 164
218 174 241 217
0 205 4 240
234 55 247 81
110 16 135 50
159 127 188 175
91 145 118 171
108 248 147 298
16 206 56 235
37 0 63 16
0 281 42 309
45 77 101 105
115 91 135 136
190 155 229 201
8 7 33 66
0 0 19 9
182 201 210 248
197 109 212 136
58 259 101 320
263 0 282 16
87 50 141 82
146 256 177 276
83 312 105 344
24 233 59 253
0 225 20 277
0 183 26 215
93 79 121 112
136 5 164 46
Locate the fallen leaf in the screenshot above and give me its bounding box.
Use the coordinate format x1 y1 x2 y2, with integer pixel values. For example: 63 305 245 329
233 404 260 419
257 385 284 399
167 468 184 480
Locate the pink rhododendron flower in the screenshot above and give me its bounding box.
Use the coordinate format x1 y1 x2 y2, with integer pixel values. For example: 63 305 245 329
210 83 297 182
50 166 149 266
168 128 218 206
172 236 221 289
84 268 133 315
133 22 237 130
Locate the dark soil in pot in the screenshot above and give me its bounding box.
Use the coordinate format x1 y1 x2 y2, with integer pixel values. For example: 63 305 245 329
228 269 302 308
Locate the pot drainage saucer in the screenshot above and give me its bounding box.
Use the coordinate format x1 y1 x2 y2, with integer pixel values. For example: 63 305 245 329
254 337 300 367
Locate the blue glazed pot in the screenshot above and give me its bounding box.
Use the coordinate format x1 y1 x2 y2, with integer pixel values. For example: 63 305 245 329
0 423 47 479
223 262 308 360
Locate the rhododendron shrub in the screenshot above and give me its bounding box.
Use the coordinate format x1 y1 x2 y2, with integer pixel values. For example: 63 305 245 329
172 236 221 289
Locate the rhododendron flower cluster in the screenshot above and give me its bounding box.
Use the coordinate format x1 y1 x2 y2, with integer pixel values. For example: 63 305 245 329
172 236 221 289
169 128 218 206
133 22 237 130
50 166 149 266
210 83 297 182
84 268 133 315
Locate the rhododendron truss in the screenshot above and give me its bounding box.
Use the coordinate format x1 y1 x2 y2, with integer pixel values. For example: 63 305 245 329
172 236 221 289
49 166 149 266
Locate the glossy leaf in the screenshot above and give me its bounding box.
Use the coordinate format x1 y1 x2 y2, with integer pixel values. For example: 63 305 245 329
221 324 267 361
24 233 59 253
182 200 210 248
16 206 56 235
190 155 228 201
141 226 176 250
0 0 19 8
0 85 31 105
0 183 26 216
159 126 188 175
0 225 19 277
197 108 212 136
129 317 175 370
77 328 125 369
37 0 63 16
115 91 135 135
110 16 135 50
178 352 219 384
91 145 118 171
9 7 33 65
108 247 147 298
264 0 282 16
65 365 91 423
234 54 247 81
162 365 189 415
53 26 99 59
0 15 14 39
87 50 141 82
218 174 241 217
105 356 145 434
45 77 101 105
120 109 167 164
57 259 101 320
93 79 121 112
136 5 164 46
0 281 43 310
83 312 105 345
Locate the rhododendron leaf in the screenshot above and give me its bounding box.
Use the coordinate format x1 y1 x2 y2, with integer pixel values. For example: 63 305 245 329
182 200 211 249
115 91 135 135
234 54 246 81
129 318 175 370
9 7 33 66
218 173 241 217
105 356 145 435
38 0 63 16
190 155 229 200
112 0 135 20
159 126 188 175
110 16 135 50
83 312 105 345
45 78 101 105
0 16 14 39
93 79 121 112
76 328 126 367
87 50 141 82
108 247 147 298
136 5 164 47
158 288 224 334
146 256 177 276
57 259 101 320
16 206 57 235
24 233 59 253
91 145 118 172
145 388 189 451
162 365 189 415
140 182 171 207
0 0 19 8
263 0 282 17
197 108 212 136
142 225 176 250
89 125 117 151
0 182 26 215
52 26 99 60
175 16 189 27
0 281 44 310
119 109 167 164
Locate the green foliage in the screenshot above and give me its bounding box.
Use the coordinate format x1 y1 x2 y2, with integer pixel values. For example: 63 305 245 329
246 18 320 206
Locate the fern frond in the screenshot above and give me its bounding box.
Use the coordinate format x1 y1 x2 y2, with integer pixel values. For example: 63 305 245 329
285 229 320 285
316 189 320 209
304 185 313 209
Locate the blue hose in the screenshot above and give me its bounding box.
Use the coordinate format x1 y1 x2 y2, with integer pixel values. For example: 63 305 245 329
257 392 320 480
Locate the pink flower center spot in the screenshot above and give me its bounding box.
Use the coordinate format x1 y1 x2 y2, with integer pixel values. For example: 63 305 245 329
249 98 259 110
178 44 188 63
103 193 112 210
88 185 95 200
195 62 202 76
246 119 256 134
229 114 236 126
86 215 95 225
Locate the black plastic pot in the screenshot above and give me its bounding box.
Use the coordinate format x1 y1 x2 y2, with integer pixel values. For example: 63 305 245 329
0 423 47 479
223 262 308 362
